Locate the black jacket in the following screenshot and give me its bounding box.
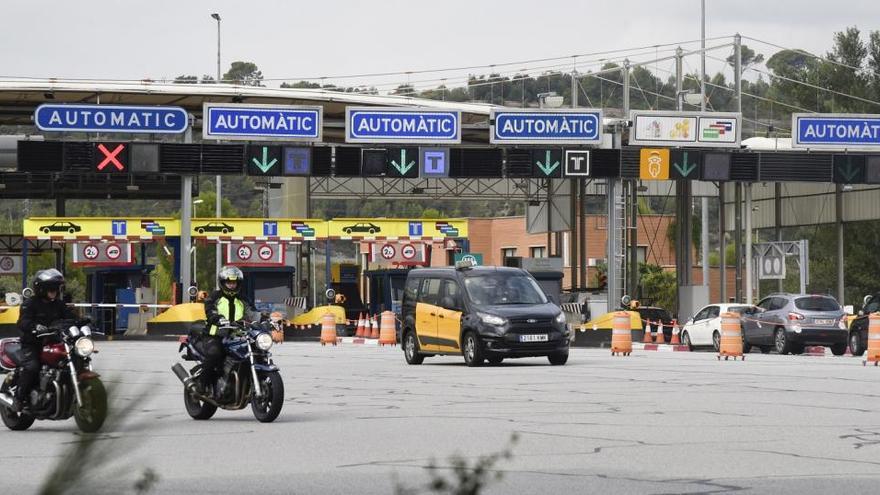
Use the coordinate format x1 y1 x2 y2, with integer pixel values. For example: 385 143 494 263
16 297 78 346
203 290 256 326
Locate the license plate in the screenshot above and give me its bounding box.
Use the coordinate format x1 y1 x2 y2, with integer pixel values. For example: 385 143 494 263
519 334 548 343
815 319 834 325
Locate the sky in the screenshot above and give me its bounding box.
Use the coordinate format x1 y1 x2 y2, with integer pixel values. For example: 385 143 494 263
2 0 879 92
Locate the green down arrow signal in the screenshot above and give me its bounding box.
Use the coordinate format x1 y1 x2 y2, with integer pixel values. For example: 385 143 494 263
252 147 278 173
840 157 859 182
536 150 560 176
673 151 698 177
391 149 415 175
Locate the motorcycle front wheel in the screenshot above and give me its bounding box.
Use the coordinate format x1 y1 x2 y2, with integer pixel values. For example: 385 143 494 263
74 378 107 433
250 371 284 423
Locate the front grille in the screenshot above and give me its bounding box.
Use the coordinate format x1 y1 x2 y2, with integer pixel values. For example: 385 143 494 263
509 317 553 325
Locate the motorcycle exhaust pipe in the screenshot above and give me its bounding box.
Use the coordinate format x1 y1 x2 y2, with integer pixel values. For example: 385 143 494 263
171 363 198 391
0 392 13 408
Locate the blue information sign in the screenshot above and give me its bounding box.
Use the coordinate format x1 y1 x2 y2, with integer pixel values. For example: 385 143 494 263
203 103 322 142
34 104 188 133
284 147 311 175
111 220 127 236
792 113 880 149
490 109 603 144
346 107 460 144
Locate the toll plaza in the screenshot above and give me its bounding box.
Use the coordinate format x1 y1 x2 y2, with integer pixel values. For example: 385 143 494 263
2 61 880 341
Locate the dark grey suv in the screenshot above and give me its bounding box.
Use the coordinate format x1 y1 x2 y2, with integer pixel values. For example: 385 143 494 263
741 293 848 355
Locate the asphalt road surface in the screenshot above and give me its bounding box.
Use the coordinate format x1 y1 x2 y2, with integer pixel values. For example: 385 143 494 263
3 341 880 494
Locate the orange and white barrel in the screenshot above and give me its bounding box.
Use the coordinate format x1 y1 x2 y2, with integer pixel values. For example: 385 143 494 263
379 311 397 346
865 313 880 365
320 313 338 346
718 312 743 360
611 311 633 356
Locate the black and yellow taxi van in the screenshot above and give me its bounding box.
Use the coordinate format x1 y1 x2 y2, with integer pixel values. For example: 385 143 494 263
400 262 570 366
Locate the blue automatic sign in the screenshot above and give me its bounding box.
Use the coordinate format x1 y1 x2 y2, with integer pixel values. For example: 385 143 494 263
203 103 322 141
346 107 461 144
792 113 880 149
34 104 188 133
491 109 603 144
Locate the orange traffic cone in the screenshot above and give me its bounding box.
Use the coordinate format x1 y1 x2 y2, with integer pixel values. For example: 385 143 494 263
320 313 338 346
370 316 380 339
655 321 666 344
355 313 365 338
643 320 653 343
378 311 397 346
670 319 681 345
718 312 744 360
611 311 633 356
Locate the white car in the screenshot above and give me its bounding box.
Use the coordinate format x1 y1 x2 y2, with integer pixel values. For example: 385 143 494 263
680 303 758 351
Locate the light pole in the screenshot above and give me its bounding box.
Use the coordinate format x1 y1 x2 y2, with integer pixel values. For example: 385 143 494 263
211 13 221 82
192 199 204 286
211 12 223 289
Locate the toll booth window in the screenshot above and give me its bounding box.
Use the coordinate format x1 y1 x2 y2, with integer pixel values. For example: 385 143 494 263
391 277 406 305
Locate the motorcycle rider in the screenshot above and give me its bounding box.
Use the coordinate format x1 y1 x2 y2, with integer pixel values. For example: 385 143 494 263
13 269 78 412
200 266 258 399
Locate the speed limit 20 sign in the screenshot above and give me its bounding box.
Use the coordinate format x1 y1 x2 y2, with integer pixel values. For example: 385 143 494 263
226 242 284 266
71 241 133 265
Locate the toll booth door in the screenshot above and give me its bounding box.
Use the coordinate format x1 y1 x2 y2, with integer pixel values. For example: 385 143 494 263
252 272 293 311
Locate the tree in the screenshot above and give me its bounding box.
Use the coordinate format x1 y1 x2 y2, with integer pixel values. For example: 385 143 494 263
822 26 869 112
869 30 880 100
639 263 677 312
222 61 263 86
726 44 765 73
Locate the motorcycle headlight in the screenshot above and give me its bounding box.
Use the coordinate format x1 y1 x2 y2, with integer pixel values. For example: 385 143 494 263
478 312 507 326
75 337 95 357
555 312 567 325
67 326 80 338
255 332 274 351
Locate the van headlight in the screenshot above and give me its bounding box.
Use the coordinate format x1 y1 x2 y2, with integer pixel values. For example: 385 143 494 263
478 312 507 326
75 337 95 357
555 312 567 324
255 332 274 351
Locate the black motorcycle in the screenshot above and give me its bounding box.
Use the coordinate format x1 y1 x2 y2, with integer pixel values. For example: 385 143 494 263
0 319 107 432
172 320 284 423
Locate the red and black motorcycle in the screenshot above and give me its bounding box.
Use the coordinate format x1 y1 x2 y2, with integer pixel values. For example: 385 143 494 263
0 319 107 432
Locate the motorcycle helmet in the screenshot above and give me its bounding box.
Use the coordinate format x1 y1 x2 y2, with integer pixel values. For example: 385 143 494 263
33 268 65 299
218 265 244 297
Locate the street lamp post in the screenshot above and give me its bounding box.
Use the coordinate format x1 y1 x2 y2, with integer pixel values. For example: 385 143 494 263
192 199 204 286
211 13 222 289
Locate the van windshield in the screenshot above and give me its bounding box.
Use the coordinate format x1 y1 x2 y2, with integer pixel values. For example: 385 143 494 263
463 273 548 306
